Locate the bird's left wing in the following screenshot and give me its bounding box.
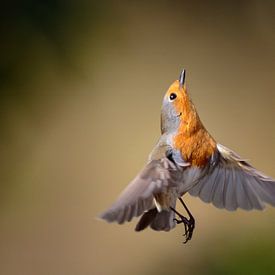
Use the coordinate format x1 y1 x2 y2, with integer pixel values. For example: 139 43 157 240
189 144 275 211
99 158 181 224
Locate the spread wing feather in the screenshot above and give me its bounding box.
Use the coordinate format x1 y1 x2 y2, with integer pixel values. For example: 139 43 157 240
189 144 275 211
99 158 180 224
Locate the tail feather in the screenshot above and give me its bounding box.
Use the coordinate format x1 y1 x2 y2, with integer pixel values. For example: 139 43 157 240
135 208 158 231
135 208 175 232
150 209 175 231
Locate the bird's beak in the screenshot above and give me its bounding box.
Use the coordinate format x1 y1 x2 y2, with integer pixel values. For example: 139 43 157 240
179 69 186 88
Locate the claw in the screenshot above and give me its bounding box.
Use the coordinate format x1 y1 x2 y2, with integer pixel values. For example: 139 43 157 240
170 199 195 244
176 214 195 243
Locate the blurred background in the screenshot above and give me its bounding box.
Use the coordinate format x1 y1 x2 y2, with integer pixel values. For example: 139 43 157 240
0 1 275 274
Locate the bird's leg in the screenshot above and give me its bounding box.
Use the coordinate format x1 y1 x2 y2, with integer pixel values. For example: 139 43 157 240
178 197 195 241
170 207 188 235
170 198 195 243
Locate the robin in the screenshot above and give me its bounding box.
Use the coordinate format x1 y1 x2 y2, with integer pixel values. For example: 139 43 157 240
99 69 275 243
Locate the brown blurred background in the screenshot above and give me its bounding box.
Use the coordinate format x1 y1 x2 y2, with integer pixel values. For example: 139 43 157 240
0 1 275 274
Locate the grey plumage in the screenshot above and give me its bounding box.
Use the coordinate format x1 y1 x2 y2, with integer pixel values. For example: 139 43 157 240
100 142 275 231
99 158 179 226
188 144 275 211
135 208 176 232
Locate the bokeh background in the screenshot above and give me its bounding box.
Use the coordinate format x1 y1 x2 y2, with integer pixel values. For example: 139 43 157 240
1 1 275 274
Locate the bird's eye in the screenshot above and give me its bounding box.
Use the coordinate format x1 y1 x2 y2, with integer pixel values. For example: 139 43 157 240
169 93 177 101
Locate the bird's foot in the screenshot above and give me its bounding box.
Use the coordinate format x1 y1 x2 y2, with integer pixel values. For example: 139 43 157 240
173 214 195 243
171 198 195 244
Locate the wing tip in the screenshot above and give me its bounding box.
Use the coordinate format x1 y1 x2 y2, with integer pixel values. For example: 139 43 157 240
98 208 119 223
98 204 137 224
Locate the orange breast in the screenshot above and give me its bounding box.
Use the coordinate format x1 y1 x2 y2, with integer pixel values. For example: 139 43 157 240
173 117 216 167
165 80 216 166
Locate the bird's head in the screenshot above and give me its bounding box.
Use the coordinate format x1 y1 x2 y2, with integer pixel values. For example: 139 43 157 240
161 69 201 135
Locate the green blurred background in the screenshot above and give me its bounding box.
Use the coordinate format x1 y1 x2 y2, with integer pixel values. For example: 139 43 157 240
1 1 275 274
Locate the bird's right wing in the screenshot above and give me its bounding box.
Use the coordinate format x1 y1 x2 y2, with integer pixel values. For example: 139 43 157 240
99 158 182 224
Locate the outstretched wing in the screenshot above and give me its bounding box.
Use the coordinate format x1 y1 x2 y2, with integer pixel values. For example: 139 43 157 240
99 158 180 224
189 144 275 211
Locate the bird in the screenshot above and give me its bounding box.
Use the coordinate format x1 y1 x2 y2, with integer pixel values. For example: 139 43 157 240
99 69 275 243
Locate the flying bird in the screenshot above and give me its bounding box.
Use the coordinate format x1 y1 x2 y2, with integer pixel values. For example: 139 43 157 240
99 69 275 243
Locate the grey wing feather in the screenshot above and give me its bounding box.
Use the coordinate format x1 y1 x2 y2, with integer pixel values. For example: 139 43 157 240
188 143 275 211
99 158 179 224
212 167 226 209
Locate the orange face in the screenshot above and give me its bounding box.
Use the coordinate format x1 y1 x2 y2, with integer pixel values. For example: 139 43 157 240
161 80 194 135
164 80 191 119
